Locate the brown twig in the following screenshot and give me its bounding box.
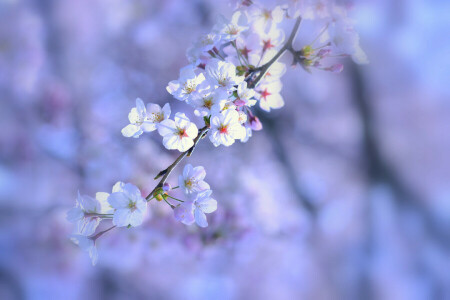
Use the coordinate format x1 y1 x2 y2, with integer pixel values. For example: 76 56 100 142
145 126 209 200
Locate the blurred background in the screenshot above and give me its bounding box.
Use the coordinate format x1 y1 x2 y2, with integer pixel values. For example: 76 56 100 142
0 0 449 299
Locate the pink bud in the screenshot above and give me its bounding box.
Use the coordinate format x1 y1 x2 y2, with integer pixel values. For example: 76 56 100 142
249 116 263 131
162 183 172 192
234 99 246 107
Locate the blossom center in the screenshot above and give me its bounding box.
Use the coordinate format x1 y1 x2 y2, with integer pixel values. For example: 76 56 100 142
150 112 164 123
260 89 271 100
128 200 137 212
240 47 251 58
219 124 228 134
203 97 213 109
177 128 189 138
183 82 197 94
226 25 239 36
263 39 275 51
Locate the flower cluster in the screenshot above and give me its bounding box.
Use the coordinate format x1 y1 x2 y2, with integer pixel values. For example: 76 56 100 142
69 0 367 265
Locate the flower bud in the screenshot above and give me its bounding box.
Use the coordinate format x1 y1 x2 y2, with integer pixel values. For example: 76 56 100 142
249 116 263 131
162 183 172 192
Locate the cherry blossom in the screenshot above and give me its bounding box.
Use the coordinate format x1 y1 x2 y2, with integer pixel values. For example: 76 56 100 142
189 87 229 117
67 191 111 236
107 182 147 227
248 5 284 34
209 109 246 147
179 164 210 196
166 66 206 101
122 98 159 138
205 59 244 90
256 80 284 112
157 113 198 152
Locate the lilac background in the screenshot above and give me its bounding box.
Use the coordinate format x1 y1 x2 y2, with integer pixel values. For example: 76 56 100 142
0 0 449 299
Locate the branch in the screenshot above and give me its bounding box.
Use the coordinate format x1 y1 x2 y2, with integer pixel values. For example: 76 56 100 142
145 126 209 200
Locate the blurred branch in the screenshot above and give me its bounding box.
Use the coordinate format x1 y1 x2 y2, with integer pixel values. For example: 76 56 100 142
145 126 209 200
349 63 450 248
256 109 318 216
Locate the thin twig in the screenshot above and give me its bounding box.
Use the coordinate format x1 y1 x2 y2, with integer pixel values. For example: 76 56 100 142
145 126 209 200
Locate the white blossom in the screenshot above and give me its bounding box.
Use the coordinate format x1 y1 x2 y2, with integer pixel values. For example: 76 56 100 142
209 109 246 147
248 5 284 34
189 87 229 117
158 113 198 152
166 66 206 101
108 182 147 227
122 98 160 138
256 80 284 112
205 59 244 90
146 103 171 129
179 164 210 195
67 191 111 236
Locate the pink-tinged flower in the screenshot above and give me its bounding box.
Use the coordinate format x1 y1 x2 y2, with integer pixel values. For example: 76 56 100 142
259 27 285 52
256 80 284 112
122 98 162 138
223 33 261 66
205 59 244 90
107 183 147 227
166 66 206 101
179 164 210 196
209 109 246 147
70 235 98 266
174 190 217 228
67 191 111 236
157 113 198 152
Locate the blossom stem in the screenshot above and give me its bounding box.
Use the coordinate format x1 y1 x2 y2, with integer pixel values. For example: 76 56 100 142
166 195 184 202
146 125 210 201
92 225 116 241
247 16 302 89
163 198 175 209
